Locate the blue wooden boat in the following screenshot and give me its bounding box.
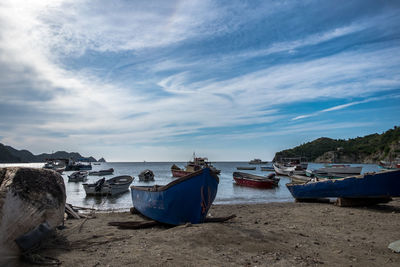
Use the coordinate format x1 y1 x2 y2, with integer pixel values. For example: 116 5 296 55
130 168 219 225
286 169 400 200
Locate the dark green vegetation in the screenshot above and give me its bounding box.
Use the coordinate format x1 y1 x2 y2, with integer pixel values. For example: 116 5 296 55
0 143 98 163
274 126 400 163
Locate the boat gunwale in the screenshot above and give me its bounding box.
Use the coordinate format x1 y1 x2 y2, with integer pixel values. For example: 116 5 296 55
130 168 219 192
286 169 398 187
233 171 277 181
83 175 134 187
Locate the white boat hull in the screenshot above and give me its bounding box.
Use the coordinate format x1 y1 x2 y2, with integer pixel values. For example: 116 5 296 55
83 175 133 196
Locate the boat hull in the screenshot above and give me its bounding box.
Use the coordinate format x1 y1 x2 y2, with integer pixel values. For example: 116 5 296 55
83 176 133 195
286 169 400 199
260 166 274 171
131 168 219 225
233 177 276 188
233 172 279 189
273 164 305 176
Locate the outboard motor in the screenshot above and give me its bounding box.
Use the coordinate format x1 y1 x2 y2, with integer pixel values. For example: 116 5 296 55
95 177 106 192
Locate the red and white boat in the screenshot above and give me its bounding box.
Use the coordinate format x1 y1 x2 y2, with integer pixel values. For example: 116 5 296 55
233 172 279 189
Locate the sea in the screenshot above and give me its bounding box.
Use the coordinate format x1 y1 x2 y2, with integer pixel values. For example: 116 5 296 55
0 162 382 212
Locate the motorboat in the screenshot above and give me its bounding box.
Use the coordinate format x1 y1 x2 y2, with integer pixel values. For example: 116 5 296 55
68 171 88 182
138 169 155 181
83 175 134 195
233 172 279 188
89 168 114 176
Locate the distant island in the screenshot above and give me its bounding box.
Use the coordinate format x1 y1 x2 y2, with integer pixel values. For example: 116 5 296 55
274 126 400 164
0 143 102 163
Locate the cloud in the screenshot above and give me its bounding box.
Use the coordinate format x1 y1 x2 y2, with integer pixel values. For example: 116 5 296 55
292 94 400 121
0 0 399 160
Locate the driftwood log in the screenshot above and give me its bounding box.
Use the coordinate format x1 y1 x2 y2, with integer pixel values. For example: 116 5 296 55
0 167 66 265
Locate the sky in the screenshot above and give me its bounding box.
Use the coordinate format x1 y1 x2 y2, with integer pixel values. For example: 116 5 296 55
0 0 399 161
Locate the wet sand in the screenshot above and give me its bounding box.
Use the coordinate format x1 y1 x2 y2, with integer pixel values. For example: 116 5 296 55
27 199 400 266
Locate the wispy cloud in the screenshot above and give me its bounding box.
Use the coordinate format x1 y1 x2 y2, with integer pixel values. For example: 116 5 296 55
0 0 399 160
292 94 400 121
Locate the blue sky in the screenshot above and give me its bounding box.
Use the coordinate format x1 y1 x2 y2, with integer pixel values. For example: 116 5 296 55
0 0 399 161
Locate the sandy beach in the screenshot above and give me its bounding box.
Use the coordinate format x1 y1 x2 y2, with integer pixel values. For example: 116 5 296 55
18 199 400 266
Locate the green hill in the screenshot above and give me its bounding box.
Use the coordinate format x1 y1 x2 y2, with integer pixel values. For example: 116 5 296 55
274 126 400 163
0 143 98 163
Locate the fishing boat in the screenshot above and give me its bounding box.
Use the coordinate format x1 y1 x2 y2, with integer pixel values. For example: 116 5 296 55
236 166 256 170
288 173 313 184
89 168 114 176
65 161 92 171
249 159 269 164
68 171 88 182
273 163 307 176
83 175 133 195
306 164 362 179
379 160 400 170
171 155 221 177
233 172 279 188
260 165 274 171
131 168 219 225
138 169 155 181
286 169 400 200
273 157 308 176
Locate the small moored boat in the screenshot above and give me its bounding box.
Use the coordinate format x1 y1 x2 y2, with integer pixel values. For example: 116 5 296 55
236 166 256 170
83 175 133 195
89 168 114 176
138 169 155 181
306 164 362 179
286 169 400 200
131 168 219 225
260 166 274 171
273 157 308 176
233 172 279 188
68 171 88 182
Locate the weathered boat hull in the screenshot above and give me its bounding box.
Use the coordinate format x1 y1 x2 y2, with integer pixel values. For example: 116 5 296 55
83 175 133 195
233 172 279 189
131 168 219 225
286 169 400 199
0 168 65 265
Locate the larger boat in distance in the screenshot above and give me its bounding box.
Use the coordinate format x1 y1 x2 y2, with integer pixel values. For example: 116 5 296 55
171 154 220 177
249 159 269 164
131 168 219 225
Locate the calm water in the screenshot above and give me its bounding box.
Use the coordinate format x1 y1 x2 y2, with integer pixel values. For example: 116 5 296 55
0 162 381 211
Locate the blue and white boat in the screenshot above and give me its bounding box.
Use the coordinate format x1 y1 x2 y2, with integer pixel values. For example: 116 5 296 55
130 168 219 225
286 169 400 200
